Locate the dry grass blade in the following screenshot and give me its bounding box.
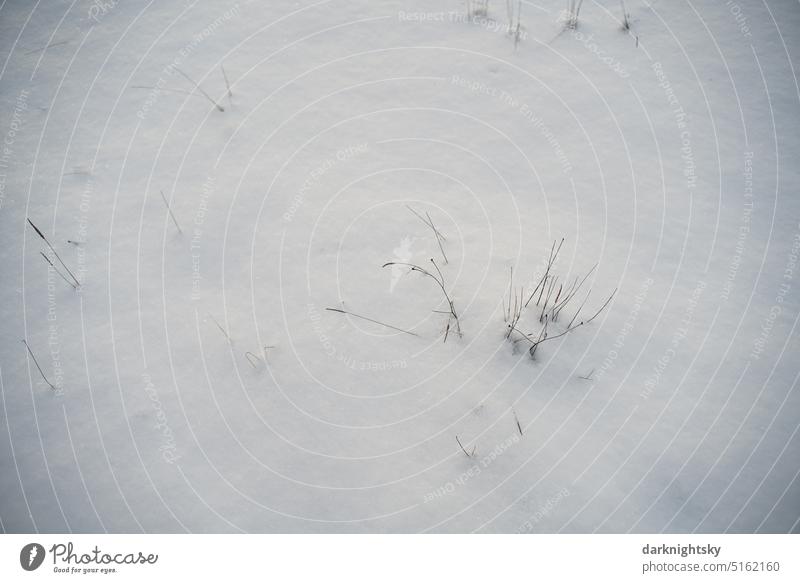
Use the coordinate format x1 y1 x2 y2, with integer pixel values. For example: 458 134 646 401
40 252 77 290
456 435 476 458
174 67 224 112
244 351 262 368
513 409 523 436
326 307 418 337
221 63 232 100
159 190 183 234
27 218 80 288
406 205 448 264
22 339 57 390
208 313 232 342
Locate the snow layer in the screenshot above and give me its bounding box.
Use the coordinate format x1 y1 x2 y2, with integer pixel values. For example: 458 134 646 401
0 0 799 533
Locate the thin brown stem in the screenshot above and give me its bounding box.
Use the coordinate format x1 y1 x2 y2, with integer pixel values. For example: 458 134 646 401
326 307 418 337
159 190 183 234
22 340 57 390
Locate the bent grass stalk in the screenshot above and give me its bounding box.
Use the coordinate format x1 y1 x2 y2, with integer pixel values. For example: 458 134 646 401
382 258 461 340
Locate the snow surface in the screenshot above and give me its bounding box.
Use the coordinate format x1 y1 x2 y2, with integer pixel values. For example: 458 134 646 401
1 0 799 533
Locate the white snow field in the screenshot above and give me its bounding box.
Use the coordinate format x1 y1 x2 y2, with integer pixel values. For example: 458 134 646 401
0 0 799 533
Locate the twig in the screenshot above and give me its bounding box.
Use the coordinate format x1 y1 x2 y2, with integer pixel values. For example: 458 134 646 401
27 219 80 288
221 64 232 104
406 205 446 240
426 212 448 264
244 351 262 368
513 409 523 436
620 0 630 30
159 190 183 234
505 266 513 322
526 238 564 308
326 307 418 337
406 206 447 263
585 288 617 323
173 67 224 112
540 275 559 322
567 290 590 329
552 263 597 321
208 314 231 342
24 40 69 56
21 340 57 390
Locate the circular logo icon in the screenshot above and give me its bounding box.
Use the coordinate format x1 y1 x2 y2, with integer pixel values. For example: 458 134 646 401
20 543 46 571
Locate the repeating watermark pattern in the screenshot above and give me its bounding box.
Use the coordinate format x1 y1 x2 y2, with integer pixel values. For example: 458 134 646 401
517 488 571 532
423 433 520 503
142 372 180 464
641 280 706 400
190 175 214 301
750 223 800 360
136 4 241 120
397 10 528 40
721 151 754 301
0 89 29 213
652 62 697 195
451 75 572 173
567 28 630 78
593 277 654 384
87 0 119 24
308 303 407 371
70 173 94 287
283 143 369 223
46 265 65 396
725 1 753 39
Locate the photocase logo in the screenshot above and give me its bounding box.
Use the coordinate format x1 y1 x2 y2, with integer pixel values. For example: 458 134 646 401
20 543 46 571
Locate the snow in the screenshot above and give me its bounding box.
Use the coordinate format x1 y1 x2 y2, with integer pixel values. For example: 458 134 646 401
1 0 799 533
